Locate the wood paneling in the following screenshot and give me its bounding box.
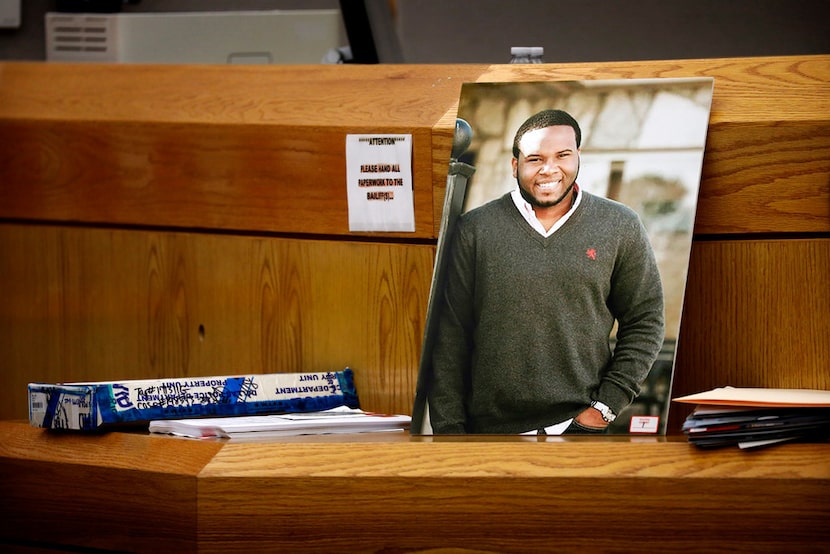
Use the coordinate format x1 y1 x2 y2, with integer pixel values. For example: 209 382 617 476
1 57 829 554
0 225 433 419
0 56 828 425
475 56 830 235
198 439 829 552
0 63 484 238
698 121 830 233
669 238 830 428
1 422 827 553
680 239 830 391
0 422 222 552
3 225 827 427
1 57 827 238
0 119 439 237
0 63 482 127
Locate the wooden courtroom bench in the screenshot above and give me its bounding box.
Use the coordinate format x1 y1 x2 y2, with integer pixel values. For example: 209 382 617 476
0 56 828 552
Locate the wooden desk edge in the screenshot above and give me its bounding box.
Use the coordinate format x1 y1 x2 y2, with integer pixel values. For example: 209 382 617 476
3 421 827 553
2 422 827 481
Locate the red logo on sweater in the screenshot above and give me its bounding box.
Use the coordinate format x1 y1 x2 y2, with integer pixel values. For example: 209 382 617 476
586 248 597 260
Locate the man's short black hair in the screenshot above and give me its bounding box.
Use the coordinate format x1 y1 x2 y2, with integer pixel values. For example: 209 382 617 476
512 109 582 158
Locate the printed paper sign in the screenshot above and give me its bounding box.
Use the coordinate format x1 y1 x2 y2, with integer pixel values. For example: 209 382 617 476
346 134 415 232
629 415 660 434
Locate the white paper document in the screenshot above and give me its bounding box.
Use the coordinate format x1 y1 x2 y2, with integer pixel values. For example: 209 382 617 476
149 406 411 439
345 134 414 232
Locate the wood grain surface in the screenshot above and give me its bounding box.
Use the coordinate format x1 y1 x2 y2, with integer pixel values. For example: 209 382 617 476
202 437 830 479
0 225 433 420
1 56 829 427
2 227 826 427
476 56 830 235
0 422 222 552
669 238 830 427
197 474 828 553
0 63 484 238
198 438 830 552
1 56 827 237
1 422 827 553
1 55 829 554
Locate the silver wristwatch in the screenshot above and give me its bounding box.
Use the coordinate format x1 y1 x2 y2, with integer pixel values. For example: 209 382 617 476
590 400 616 423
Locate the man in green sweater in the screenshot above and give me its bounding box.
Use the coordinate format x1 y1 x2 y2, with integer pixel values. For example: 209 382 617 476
429 109 665 434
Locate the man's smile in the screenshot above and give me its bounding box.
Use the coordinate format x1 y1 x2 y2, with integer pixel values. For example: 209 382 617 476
536 180 562 191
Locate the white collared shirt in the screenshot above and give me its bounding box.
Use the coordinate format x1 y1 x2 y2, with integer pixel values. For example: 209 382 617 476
519 418 574 436
510 185 582 237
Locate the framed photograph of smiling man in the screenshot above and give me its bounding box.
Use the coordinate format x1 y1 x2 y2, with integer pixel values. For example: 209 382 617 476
412 77 714 436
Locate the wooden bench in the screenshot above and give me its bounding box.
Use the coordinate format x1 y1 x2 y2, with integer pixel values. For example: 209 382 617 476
0 55 828 552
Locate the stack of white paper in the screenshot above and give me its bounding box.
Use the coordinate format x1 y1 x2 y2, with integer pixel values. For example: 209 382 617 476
149 406 411 439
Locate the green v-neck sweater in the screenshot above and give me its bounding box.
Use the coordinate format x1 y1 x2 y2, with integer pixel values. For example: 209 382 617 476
429 191 665 434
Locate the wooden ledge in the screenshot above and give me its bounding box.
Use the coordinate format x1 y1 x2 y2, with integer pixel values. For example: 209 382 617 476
202 435 830 480
2 421 828 552
1 55 827 237
6 421 826 481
